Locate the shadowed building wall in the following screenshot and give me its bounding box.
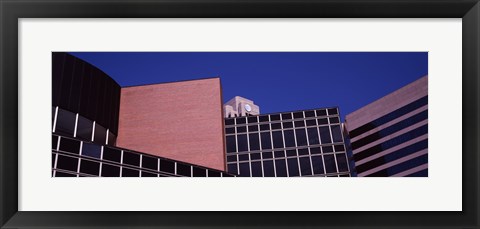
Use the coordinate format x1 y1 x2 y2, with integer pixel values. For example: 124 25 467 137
116 78 226 171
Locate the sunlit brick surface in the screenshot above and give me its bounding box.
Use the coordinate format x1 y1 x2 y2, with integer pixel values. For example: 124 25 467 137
117 78 226 171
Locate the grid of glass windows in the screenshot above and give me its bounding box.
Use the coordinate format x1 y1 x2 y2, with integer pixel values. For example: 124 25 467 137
52 134 234 177
53 106 116 146
224 107 351 177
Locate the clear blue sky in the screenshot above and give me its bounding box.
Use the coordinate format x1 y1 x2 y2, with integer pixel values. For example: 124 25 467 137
69 52 427 118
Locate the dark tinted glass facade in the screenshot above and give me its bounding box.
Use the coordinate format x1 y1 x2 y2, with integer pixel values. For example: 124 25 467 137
225 107 351 177
345 76 428 177
52 134 234 177
52 52 121 135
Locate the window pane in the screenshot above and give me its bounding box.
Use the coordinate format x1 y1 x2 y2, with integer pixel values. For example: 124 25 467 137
237 126 246 133
79 159 99 176
193 167 207 177
283 122 293 128
281 113 292 120
258 115 269 122
236 117 246 124
238 154 249 161
56 155 78 171
317 118 328 125
208 170 221 177
260 132 272 150
271 123 282 130
295 129 308 146
247 116 258 123
226 127 235 134
76 115 93 141
274 150 285 158
316 109 327 116
275 159 287 177
225 119 234 125
323 146 333 153
310 147 321 155
227 155 237 162
298 148 309 156
123 151 140 166
93 123 107 145
334 145 345 152
122 168 140 177
262 151 273 159
103 147 121 162
177 163 191 176
82 142 101 158
251 161 262 177
160 160 175 174
55 108 76 136
307 127 320 145
306 119 317 126
299 157 312 176
328 108 338 115
311 156 325 174
260 124 270 130
286 150 297 157
287 158 300 176
319 126 332 144
294 121 305 127
249 133 260 151
324 154 337 174
101 163 120 177
250 153 261 160
336 153 349 172
226 135 236 153
263 160 275 177
272 131 284 149
141 171 158 177
248 125 258 132
331 125 343 143
239 162 250 177
305 111 315 117
270 114 281 121
293 112 303 119
329 117 340 124
142 155 158 170
283 130 295 147
52 135 58 150
237 134 248 152
228 163 238 174
59 137 80 154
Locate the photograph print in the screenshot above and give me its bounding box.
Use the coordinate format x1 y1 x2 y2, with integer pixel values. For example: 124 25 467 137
52 52 428 178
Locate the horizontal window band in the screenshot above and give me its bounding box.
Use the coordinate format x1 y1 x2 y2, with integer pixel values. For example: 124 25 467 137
355 139 428 173
351 110 428 150
353 124 428 162
364 154 428 177
348 96 427 138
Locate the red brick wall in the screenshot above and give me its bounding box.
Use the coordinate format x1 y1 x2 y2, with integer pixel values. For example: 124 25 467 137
116 78 226 171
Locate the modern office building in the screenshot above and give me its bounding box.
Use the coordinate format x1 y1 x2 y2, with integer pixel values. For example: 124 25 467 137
344 76 428 177
52 52 230 177
224 107 351 177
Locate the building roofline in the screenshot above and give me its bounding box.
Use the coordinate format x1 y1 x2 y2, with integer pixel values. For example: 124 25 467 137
121 76 221 88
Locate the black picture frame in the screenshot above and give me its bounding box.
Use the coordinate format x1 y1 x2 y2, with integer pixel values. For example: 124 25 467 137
1 0 479 228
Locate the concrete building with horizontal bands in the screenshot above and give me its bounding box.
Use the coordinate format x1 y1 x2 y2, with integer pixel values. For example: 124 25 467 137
345 76 428 177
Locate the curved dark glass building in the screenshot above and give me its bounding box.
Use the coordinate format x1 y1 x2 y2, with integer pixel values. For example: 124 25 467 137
52 52 121 146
